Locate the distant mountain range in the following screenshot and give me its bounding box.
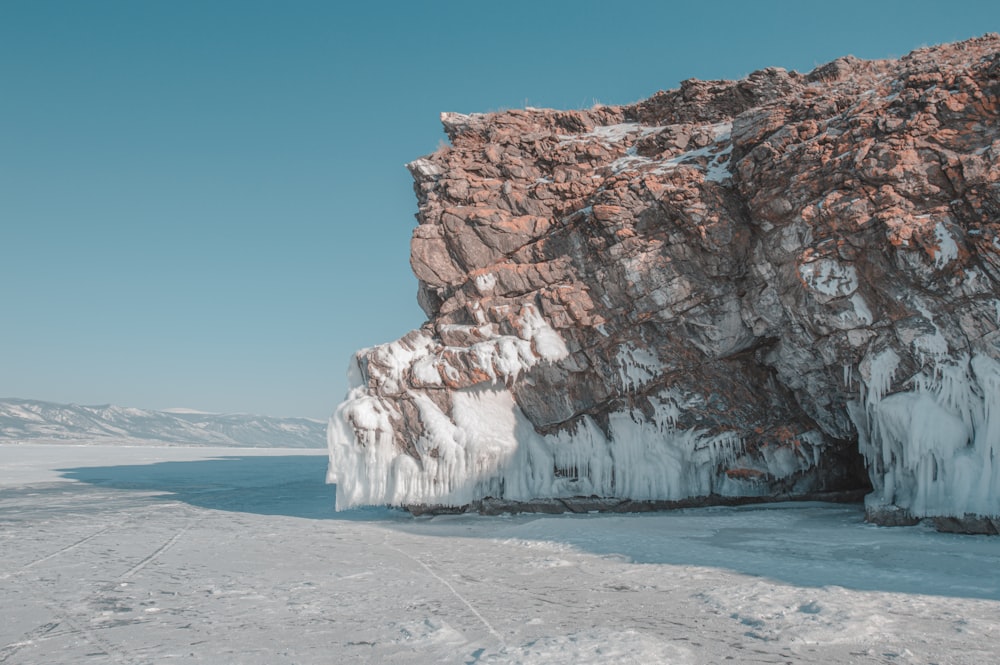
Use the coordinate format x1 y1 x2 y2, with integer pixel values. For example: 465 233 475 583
0 398 327 448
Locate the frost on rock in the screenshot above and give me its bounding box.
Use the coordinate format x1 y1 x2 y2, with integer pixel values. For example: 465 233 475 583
330 36 1000 527
614 343 661 393
329 325 778 510
798 259 858 299
328 344 756 510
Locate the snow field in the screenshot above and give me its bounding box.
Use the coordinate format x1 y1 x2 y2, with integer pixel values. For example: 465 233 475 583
2 445 1000 664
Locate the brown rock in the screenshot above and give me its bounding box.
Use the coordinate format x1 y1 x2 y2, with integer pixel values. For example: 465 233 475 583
329 36 1000 532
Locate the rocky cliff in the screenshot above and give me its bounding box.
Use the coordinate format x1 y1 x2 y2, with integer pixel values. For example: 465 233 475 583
329 35 1000 532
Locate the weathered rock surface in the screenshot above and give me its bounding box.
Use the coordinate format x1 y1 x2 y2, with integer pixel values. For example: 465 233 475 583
329 36 1000 531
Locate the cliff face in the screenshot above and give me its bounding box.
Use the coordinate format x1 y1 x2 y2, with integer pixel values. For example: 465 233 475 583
329 35 1000 530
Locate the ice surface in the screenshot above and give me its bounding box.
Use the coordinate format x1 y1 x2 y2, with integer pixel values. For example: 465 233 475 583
3 444 1000 665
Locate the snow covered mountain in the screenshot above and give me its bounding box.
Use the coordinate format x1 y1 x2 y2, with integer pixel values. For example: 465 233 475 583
0 398 326 448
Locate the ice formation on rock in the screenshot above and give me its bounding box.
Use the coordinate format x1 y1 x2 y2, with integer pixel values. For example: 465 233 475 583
854 351 1000 524
330 36 1000 531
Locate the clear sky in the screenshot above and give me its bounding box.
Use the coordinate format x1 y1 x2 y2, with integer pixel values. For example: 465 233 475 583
1 1 997 419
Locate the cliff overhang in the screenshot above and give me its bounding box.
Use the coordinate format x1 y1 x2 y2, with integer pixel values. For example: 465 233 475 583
329 35 1000 533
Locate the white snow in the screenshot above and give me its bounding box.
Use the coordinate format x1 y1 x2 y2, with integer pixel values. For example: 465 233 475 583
798 258 859 298
558 121 734 183
330 365 781 511
0 398 325 448
911 301 950 361
608 153 656 174
330 303 842 511
516 305 568 362
407 158 443 177
473 272 497 294
2 444 999 665
580 122 642 142
711 121 733 142
329 312 575 509
411 355 444 386
933 221 959 268
649 121 734 180
849 293 874 325
558 123 665 146
703 143 734 183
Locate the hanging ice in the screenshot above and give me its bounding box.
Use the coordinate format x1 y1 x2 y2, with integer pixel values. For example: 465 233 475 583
853 352 1000 521
327 323 772 511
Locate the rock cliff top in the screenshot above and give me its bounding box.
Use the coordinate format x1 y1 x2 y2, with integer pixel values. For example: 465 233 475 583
330 35 1000 532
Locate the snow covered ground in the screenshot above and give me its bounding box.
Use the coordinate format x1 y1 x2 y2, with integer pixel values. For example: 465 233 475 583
2 445 999 664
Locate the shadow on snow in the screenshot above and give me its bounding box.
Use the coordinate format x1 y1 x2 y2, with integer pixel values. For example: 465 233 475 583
55 455 1000 601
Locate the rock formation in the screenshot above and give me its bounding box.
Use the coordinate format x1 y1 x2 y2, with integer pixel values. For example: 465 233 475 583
329 35 1000 532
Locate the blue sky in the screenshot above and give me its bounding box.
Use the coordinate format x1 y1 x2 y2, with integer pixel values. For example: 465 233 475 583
1 1 997 419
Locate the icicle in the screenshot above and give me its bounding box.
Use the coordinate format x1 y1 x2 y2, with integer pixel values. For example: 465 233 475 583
857 351 1000 519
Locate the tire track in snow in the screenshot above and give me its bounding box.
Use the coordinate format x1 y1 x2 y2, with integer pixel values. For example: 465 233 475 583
0 526 113 580
0 507 198 662
383 536 506 648
119 516 199 580
42 607 138 665
0 621 61 663
3 579 146 665
1 502 192 581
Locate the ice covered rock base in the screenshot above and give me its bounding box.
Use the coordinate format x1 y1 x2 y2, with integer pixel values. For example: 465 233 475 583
330 36 1000 533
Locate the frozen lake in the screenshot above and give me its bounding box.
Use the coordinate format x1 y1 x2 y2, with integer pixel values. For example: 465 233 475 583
1 444 999 664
